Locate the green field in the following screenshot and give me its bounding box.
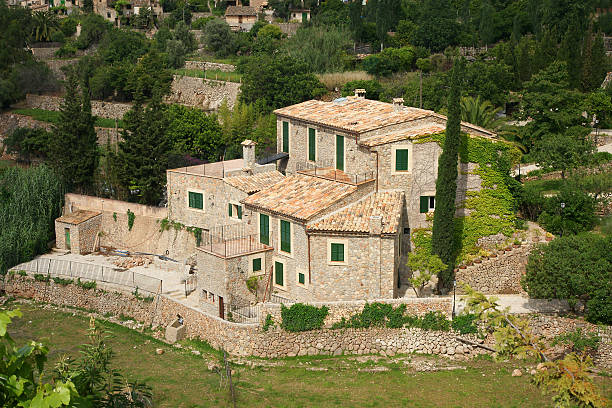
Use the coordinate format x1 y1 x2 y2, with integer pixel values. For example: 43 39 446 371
7 302 609 408
12 108 124 128
173 68 243 83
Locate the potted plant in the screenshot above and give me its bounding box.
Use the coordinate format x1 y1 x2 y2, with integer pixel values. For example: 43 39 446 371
512 239 521 248
545 232 554 242
532 229 542 243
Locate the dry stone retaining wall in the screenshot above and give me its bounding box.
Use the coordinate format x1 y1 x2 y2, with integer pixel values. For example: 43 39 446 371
184 60 236 72
25 94 132 120
166 75 240 111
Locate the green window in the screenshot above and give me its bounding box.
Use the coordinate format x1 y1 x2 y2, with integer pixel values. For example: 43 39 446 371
302 12 307 23
237 205 242 219
335 135 344 171
331 243 344 262
308 128 316 161
253 257 262 272
395 149 409 171
280 220 291 253
275 261 284 286
420 196 435 213
259 214 269 245
228 203 232 217
282 121 289 153
298 271 305 284
188 191 203 209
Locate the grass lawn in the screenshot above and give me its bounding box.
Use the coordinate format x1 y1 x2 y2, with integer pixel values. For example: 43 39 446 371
173 68 243 83
12 108 124 129
6 303 611 408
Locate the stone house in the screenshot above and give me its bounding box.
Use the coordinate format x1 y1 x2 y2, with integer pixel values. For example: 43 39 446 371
94 0 162 26
55 210 102 255
225 6 257 31
289 8 310 23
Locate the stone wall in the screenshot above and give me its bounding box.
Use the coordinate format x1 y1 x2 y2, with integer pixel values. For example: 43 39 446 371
166 75 240 111
455 243 531 294
46 58 79 81
31 47 61 60
65 193 167 218
25 94 132 120
184 60 236 72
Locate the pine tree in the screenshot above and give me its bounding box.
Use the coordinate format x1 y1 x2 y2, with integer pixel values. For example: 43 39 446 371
49 71 99 193
432 58 464 291
112 91 170 206
582 31 607 91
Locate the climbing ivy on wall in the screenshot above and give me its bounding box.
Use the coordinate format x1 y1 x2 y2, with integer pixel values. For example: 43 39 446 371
159 217 203 246
414 131 521 262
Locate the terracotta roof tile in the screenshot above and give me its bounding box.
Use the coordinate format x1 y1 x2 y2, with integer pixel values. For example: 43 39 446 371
224 171 285 194
307 191 403 234
274 97 434 133
359 123 446 147
56 210 102 225
225 5 257 15
241 174 357 222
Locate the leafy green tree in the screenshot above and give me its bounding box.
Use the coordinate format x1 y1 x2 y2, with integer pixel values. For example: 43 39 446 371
238 55 326 114
463 59 516 108
532 126 596 178
407 250 446 297
75 13 111 49
98 28 149 64
166 39 187 68
585 89 612 130
362 46 417 76
174 20 197 52
478 0 496 46
113 93 170 205
153 26 174 51
581 32 608 92
48 72 99 193
522 233 611 324
537 188 597 236
413 0 459 52
201 18 234 56
166 104 223 161
31 10 59 42
281 25 352 73
3 127 53 164
460 96 504 130
432 59 464 290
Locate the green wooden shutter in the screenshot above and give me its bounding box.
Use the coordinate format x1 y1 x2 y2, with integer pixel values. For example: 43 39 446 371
302 12 307 23
282 121 289 153
228 203 232 217
298 272 305 284
419 196 429 213
196 193 203 209
336 135 344 171
395 149 408 171
331 243 344 262
188 192 194 208
237 205 242 219
280 220 291 253
253 258 262 272
259 214 269 245
275 261 284 286
308 128 316 161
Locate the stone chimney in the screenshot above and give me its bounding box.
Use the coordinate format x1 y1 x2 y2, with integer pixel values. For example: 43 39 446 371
369 215 383 235
354 88 366 98
392 97 404 111
241 139 257 169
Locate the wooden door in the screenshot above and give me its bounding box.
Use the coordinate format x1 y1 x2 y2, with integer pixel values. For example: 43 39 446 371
65 228 71 250
219 296 224 319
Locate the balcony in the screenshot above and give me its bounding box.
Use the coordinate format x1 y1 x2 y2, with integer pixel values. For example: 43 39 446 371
295 161 375 186
199 224 271 258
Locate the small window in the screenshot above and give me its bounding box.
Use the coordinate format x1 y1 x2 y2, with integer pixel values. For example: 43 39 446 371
228 203 242 219
308 128 316 162
253 257 262 272
403 227 410 235
282 121 289 153
330 243 344 262
395 149 409 171
419 196 435 213
274 261 284 286
298 270 305 285
280 219 291 254
188 191 204 210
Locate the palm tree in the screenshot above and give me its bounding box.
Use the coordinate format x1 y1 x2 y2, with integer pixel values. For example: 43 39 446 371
31 11 59 42
460 96 505 131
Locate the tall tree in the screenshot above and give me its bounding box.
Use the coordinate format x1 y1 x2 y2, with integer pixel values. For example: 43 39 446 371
49 72 99 193
432 59 464 291
478 0 496 46
581 31 608 92
113 92 170 205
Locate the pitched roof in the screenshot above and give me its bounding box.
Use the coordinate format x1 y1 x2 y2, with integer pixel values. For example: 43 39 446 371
359 123 446 147
274 97 432 134
56 210 102 225
241 174 357 222
224 171 285 194
225 5 257 15
307 191 404 235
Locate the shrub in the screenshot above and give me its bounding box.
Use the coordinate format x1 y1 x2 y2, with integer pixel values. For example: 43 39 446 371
76 278 97 290
451 313 478 334
537 188 596 235
519 183 546 221
127 209 135 231
552 328 600 353
362 46 418 76
34 273 50 282
17 270 27 277
341 80 383 100
522 233 612 324
55 41 77 57
280 303 328 332
262 314 274 331
412 311 450 331
52 276 73 285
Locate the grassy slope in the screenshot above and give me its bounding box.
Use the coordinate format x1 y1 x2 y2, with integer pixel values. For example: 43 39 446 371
6 304 611 408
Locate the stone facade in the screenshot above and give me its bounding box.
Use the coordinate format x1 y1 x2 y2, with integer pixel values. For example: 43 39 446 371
25 94 132 120
455 244 531 294
166 75 240 111
184 60 236 72
55 213 102 255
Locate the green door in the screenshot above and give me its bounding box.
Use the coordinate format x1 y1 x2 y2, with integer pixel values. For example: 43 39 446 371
259 214 269 245
275 261 284 286
65 228 71 250
302 12 307 23
335 134 344 171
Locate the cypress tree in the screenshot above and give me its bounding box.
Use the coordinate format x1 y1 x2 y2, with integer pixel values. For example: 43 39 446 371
113 91 170 206
49 70 99 193
432 58 464 291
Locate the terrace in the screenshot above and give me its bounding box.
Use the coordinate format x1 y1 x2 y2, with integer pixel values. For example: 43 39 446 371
198 224 272 258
